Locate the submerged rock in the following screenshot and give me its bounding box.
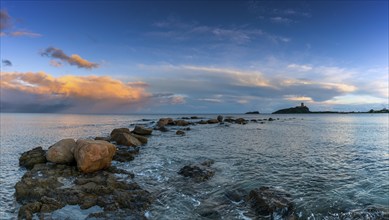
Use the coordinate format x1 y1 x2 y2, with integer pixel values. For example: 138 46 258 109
113 146 140 162
46 139 76 164
19 147 47 169
132 126 152 136
174 120 190 126
176 130 186 135
247 186 295 218
178 160 215 182
15 163 152 219
74 139 116 173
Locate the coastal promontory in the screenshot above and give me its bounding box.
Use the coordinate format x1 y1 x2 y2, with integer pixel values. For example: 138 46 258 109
272 103 311 114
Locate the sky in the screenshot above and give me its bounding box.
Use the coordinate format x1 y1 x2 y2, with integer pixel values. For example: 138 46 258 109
0 0 388 114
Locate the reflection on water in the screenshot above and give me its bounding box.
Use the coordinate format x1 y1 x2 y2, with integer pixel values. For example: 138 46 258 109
0 113 388 219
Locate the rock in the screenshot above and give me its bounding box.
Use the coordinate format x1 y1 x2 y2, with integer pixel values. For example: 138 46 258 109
74 140 116 173
94 136 110 142
190 116 200 119
184 127 191 131
247 186 295 218
19 147 47 169
113 146 139 162
224 118 235 123
225 189 247 203
110 128 131 138
130 133 148 144
176 130 185 135
178 160 215 182
46 139 76 164
15 163 152 218
132 126 152 136
268 117 275 121
157 126 169 132
111 132 142 147
156 118 174 127
217 115 223 122
207 119 219 124
18 201 42 220
272 104 310 114
245 111 260 114
198 120 208 125
235 118 247 124
174 120 190 126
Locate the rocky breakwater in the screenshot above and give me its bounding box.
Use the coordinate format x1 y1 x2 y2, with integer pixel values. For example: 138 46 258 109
15 126 154 220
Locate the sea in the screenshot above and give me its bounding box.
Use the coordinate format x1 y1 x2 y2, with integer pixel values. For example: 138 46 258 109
0 113 388 219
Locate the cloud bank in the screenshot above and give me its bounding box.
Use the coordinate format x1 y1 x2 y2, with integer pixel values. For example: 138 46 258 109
0 72 150 113
41 47 99 69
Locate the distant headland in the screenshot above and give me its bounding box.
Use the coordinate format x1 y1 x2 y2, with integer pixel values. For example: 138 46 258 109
272 103 389 114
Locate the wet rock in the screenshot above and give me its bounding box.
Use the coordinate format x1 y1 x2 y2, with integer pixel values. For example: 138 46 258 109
156 126 169 132
251 119 258 122
110 128 131 137
225 189 247 203
268 117 275 121
74 140 116 173
131 133 148 144
19 147 47 169
199 209 221 219
235 118 247 124
207 119 219 124
184 127 191 131
190 116 200 119
247 186 295 218
178 160 215 182
46 139 76 164
113 146 139 162
174 119 190 126
111 132 142 147
94 136 111 142
217 115 223 122
198 120 208 125
224 118 235 123
156 118 174 128
176 130 185 135
132 126 152 136
18 201 42 220
15 163 152 218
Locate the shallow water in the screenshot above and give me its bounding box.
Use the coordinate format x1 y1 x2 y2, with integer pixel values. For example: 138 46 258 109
0 113 388 219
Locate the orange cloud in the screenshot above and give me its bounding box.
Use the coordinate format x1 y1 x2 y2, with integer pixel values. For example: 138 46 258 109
1 72 149 101
41 47 99 69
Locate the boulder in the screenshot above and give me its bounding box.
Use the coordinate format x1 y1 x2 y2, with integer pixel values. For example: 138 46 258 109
110 128 130 138
207 119 219 124
174 120 190 126
111 132 142 147
198 120 208 125
247 186 295 218
176 130 185 135
235 118 247 124
156 118 174 127
113 146 139 162
74 140 116 173
132 126 152 136
268 117 275 121
19 147 47 169
130 133 148 144
178 160 215 182
156 126 169 132
46 139 76 164
217 115 223 122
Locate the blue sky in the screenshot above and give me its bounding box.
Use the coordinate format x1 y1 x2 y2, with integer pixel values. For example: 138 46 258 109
1 1 388 113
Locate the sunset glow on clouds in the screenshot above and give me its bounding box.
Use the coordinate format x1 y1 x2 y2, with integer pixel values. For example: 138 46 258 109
0 1 387 113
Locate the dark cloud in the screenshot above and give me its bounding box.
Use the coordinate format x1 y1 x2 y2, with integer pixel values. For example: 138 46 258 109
2 59 12 66
41 47 99 69
0 10 11 32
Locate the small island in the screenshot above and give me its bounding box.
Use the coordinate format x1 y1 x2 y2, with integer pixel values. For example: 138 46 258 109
272 103 389 114
245 111 260 114
272 103 310 114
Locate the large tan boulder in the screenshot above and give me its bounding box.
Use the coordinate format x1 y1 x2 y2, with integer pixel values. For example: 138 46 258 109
156 118 174 127
111 132 142 147
46 139 76 164
110 128 131 138
74 139 116 173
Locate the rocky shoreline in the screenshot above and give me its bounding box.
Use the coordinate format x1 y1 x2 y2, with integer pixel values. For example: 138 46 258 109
15 115 387 219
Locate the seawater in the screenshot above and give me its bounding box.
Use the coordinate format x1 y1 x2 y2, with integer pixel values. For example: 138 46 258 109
0 113 388 219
